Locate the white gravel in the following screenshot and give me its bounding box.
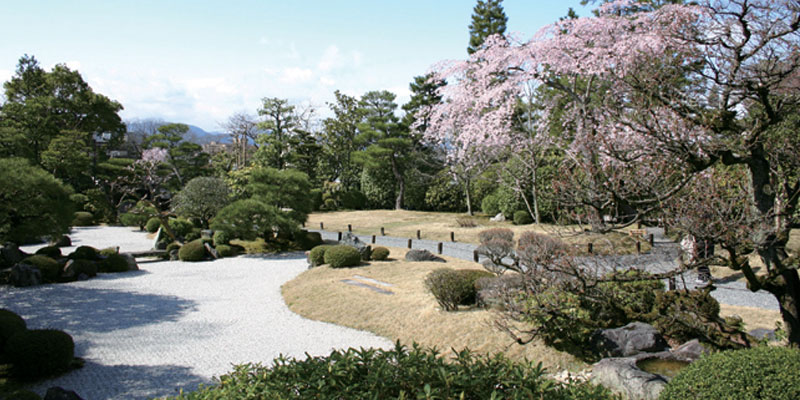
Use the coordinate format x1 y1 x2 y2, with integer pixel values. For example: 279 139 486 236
4 227 392 399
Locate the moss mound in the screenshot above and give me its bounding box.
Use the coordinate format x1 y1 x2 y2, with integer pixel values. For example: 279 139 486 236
145 217 161 233
0 309 27 349
215 244 237 258
21 255 60 283
178 239 207 262
4 329 74 380
34 246 62 259
308 245 333 267
100 253 130 273
371 246 390 261
323 245 362 268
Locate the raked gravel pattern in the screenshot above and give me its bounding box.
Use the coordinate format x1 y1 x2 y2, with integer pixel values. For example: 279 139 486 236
3 227 392 399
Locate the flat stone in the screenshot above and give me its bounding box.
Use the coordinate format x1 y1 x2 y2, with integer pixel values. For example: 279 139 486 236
340 279 393 295
352 274 394 287
591 322 669 358
593 354 669 400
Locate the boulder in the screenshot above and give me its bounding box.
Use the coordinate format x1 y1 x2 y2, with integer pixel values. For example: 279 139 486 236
62 259 99 280
749 328 777 342
169 249 179 261
51 235 72 248
490 213 505 222
0 244 25 269
591 322 669 358
44 387 84 400
204 243 219 259
405 249 446 263
9 263 42 287
670 339 708 361
339 232 371 261
592 353 669 400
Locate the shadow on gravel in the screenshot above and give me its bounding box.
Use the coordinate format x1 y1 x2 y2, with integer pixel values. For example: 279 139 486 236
32 362 211 400
0 284 196 333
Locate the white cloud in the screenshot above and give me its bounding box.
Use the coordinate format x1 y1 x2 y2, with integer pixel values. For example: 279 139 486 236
319 76 336 86
0 69 12 84
280 67 313 84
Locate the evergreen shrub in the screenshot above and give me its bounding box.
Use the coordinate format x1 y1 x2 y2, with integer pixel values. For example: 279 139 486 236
424 268 474 311
4 329 74 380
456 269 495 305
68 259 98 278
513 210 534 225
178 239 207 262
661 346 800 400
68 246 100 261
145 217 161 233
22 255 60 283
323 245 361 268
100 253 129 273
72 211 94 226
308 245 332 266
481 192 501 216
213 230 230 246
216 244 236 258
166 242 182 253
371 246 390 261
0 309 26 349
35 246 62 259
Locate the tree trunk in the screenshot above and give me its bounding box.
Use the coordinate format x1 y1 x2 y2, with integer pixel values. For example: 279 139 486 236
464 177 473 216
531 167 540 224
391 156 404 210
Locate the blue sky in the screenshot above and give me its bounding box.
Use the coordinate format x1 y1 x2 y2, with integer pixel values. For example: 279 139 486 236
0 1 592 131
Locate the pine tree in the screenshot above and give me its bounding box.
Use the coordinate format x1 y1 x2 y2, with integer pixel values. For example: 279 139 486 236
467 0 508 54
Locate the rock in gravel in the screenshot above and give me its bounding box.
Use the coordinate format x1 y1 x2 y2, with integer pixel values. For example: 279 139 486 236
490 213 505 222
45 387 84 400
1 244 25 269
339 232 371 261
51 235 72 248
405 249 445 263
591 322 669 357
9 263 42 287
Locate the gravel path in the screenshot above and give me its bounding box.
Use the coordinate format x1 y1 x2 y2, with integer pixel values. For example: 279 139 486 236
4 227 392 399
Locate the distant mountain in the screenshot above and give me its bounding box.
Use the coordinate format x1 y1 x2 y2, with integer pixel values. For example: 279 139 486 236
184 125 231 145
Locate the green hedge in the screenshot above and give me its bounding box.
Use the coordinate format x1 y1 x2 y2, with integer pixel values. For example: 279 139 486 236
513 210 533 225
179 239 207 262
4 329 74 380
0 309 26 349
661 346 800 400
145 217 161 233
168 342 613 400
323 245 361 268
371 246 390 261
72 211 94 226
22 255 60 283
425 268 475 311
308 245 333 267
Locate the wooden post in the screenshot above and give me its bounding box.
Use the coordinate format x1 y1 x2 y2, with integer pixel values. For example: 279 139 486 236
407 239 412 249
587 243 593 254
664 224 669 236
649 233 654 247
437 242 443 254
450 231 455 242
337 232 342 241
416 230 421 239
473 250 479 262
668 277 676 290
348 224 352 232
371 235 376 244
637 221 642 229
380 227 385 236
636 241 641 254
302 221 305 227
320 222 324 229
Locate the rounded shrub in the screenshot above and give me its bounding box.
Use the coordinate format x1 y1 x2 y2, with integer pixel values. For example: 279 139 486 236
118 212 141 227
145 217 161 233
178 239 207 262
71 211 94 227
456 269 495 305
68 259 98 278
100 253 130 273
22 255 60 283
35 246 62 259
3 389 41 400
308 245 333 267
513 210 534 225
169 217 194 238
4 329 74 380
294 230 323 250
481 192 501 216
661 346 800 400
424 268 475 311
323 245 362 268
99 247 118 257
371 246 390 261
68 245 100 261
216 244 236 258
213 230 231 247
166 242 182 253
185 228 202 242
0 309 27 349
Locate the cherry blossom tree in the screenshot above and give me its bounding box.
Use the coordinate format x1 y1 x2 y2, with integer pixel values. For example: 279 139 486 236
426 0 800 344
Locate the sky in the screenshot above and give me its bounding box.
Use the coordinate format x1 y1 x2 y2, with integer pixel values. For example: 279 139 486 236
0 1 593 132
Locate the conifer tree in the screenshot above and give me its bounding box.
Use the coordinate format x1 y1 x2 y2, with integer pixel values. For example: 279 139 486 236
467 0 508 54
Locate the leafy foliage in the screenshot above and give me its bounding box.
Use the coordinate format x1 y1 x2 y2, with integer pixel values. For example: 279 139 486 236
178 239 207 262
370 247 390 261
72 211 95 227
323 245 362 268
168 342 613 400
424 268 476 311
308 245 333 267
145 217 161 233
210 199 281 242
513 210 533 225
4 329 75 380
172 176 232 227
661 346 800 400
21 255 60 283
0 309 26 350
68 246 100 261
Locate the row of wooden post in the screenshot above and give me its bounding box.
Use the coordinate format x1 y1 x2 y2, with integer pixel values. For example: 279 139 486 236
319 222 457 242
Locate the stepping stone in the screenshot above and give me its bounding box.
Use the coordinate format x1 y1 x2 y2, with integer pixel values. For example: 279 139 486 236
340 279 394 295
352 274 394 288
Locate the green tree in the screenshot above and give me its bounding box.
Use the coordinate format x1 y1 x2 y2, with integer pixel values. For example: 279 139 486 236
467 0 508 55
142 123 210 188
172 176 232 227
0 158 74 243
320 91 365 191
254 97 297 170
40 130 92 190
246 167 313 227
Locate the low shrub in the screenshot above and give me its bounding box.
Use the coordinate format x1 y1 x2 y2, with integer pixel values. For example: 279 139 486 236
35 246 62 259
169 218 195 238
456 216 477 228
67 259 98 278
68 245 100 261
22 255 60 283
0 309 27 349
216 244 236 258
456 269 495 305
71 211 94 226
118 212 141 227
100 253 130 273
166 242 182 253
213 230 231 247
661 346 800 400
323 245 362 268
185 228 202 242
513 210 534 225
145 217 161 233
371 246 390 261
424 268 474 311
178 239 207 262
293 230 323 250
308 245 332 267
98 247 118 257
168 342 613 400
4 329 75 380
481 192 501 216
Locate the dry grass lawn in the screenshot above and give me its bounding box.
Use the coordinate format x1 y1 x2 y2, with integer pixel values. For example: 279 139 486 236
719 304 782 332
282 246 586 372
307 210 650 255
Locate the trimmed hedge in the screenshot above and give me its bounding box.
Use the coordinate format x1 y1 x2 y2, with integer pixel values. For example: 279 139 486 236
4 329 75 380
0 309 26 349
168 342 613 400
425 268 475 311
179 239 207 262
213 230 231 247
371 246 390 261
323 245 362 268
661 346 800 400
145 217 161 233
513 210 534 225
72 211 94 226
308 245 333 267
35 246 62 259
216 245 236 258
22 255 60 283
100 253 130 273
68 245 100 261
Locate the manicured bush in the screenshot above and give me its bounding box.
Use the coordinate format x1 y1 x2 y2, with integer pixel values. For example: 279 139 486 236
168 217 195 238
185 228 202 242
308 245 333 267
0 309 27 349
178 239 207 262
210 199 281 242
171 176 232 227
145 217 161 233
98 247 118 257
456 269 495 305
371 246 390 261
293 230 323 250
100 253 130 273
425 268 475 311
513 210 534 225
35 246 62 259
323 245 362 268
22 255 60 283
72 211 94 226
168 342 613 400
661 346 800 400
213 230 231 246
215 245 236 258
67 259 98 278
4 329 74 380
68 245 100 261
166 242 182 253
